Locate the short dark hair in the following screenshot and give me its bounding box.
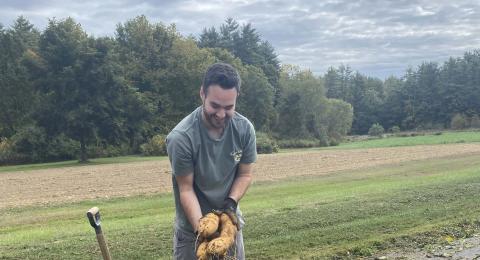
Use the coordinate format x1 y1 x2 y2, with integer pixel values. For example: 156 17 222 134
202 63 241 95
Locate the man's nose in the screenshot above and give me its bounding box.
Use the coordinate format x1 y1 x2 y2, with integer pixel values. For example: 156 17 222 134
216 109 226 118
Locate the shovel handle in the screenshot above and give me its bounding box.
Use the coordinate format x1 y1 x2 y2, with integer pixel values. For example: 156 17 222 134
87 207 112 260
96 232 112 260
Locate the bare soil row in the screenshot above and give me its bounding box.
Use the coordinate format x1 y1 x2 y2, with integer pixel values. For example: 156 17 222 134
2 143 480 209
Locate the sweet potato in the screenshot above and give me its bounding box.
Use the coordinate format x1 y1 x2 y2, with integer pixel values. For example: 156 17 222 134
196 241 209 260
219 213 237 238
198 212 220 238
206 213 237 256
206 237 234 256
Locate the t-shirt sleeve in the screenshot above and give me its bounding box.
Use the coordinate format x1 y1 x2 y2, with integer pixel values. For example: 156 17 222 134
240 121 257 164
166 131 194 176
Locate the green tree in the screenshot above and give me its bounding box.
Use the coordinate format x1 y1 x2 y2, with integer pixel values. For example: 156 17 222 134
380 76 405 131
276 65 353 145
325 66 385 134
0 16 39 137
162 37 215 129
236 65 276 131
218 18 239 51
321 99 353 145
197 27 220 48
276 65 327 139
198 18 280 101
414 62 441 128
115 15 178 138
325 65 354 102
35 18 129 162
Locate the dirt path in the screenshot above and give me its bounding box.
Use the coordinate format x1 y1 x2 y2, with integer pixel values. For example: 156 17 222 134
2 143 480 210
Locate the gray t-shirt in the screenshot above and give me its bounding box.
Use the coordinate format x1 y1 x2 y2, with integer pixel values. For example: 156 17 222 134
166 106 257 233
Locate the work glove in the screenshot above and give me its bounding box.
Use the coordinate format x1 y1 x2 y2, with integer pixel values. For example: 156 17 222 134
222 197 240 230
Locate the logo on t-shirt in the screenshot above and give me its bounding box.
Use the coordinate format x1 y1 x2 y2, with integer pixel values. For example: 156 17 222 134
230 150 243 162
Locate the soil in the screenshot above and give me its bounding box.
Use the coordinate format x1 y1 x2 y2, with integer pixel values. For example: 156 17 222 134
2 143 480 210
374 234 480 259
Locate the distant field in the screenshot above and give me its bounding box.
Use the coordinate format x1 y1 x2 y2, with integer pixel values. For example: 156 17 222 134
331 130 480 149
1 146 480 259
2 130 478 173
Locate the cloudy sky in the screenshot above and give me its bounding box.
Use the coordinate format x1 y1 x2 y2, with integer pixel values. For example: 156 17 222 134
1 0 479 79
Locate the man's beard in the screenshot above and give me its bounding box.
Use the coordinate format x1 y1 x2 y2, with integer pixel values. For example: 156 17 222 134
202 104 230 130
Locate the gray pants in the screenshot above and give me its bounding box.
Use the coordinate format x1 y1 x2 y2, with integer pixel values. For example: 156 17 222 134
173 227 245 260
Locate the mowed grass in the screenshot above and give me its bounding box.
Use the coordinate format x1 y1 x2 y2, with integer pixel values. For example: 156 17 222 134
332 130 480 149
0 195 175 259
1 152 480 259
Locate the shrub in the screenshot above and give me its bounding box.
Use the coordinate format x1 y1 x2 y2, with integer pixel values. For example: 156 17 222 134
469 114 480 129
256 132 279 154
368 123 385 137
10 126 48 162
277 138 321 149
140 135 167 156
11 127 79 163
1 127 77 164
88 143 131 158
390 126 401 134
0 137 23 165
451 114 467 130
328 138 340 146
417 122 444 131
46 134 79 161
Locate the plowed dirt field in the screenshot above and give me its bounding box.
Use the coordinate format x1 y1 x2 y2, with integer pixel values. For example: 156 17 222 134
2 143 480 209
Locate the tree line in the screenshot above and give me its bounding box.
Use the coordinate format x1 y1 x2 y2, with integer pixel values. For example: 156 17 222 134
0 15 478 164
325 54 480 134
0 16 352 164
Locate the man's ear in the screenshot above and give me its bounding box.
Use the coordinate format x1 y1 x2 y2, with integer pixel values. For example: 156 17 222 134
200 86 205 102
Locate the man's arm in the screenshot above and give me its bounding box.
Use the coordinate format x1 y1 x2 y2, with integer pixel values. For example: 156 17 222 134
175 173 202 232
228 163 254 203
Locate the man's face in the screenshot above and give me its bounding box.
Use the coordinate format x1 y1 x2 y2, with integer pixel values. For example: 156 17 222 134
200 84 238 130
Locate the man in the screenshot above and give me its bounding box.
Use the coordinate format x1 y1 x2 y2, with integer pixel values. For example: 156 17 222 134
166 63 257 259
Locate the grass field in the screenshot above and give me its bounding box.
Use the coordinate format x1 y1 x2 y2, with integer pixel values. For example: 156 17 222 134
333 130 480 149
2 130 480 259
2 151 480 259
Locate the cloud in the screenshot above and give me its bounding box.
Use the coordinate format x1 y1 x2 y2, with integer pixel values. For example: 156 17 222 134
1 0 479 79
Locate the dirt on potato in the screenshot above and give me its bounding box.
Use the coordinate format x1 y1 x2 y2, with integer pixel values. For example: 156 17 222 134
1 143 480 210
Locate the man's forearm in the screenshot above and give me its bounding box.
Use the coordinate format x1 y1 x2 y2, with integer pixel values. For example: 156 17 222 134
179 190 202 232
228 172 252 203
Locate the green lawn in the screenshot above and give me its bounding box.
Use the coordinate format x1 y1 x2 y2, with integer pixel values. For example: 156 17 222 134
333 130 480 149
2 152 480 259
